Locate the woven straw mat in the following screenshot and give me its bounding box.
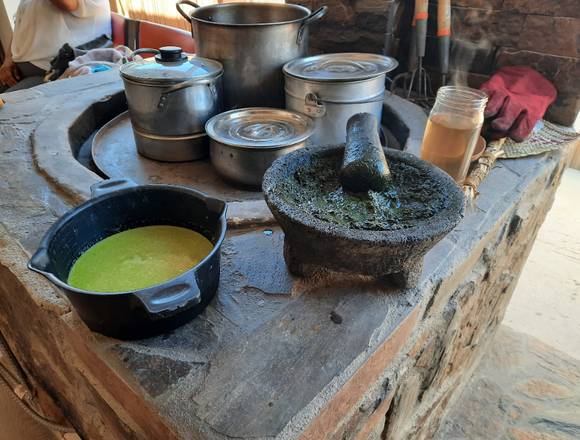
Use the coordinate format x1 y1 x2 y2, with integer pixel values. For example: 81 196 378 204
500 120 579 159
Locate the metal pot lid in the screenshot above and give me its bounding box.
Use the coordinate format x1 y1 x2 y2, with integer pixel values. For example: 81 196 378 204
206 108 314 149
283 53 399 82
120 46 223 85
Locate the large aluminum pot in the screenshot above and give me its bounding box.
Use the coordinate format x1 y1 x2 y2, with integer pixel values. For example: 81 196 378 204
177 1 327 109
284 53 398 145
120 46 223 161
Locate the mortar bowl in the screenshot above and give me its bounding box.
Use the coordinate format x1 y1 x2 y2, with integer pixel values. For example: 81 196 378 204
262 145 465 288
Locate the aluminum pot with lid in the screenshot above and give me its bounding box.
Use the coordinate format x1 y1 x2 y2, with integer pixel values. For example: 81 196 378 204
284 53 398 145
206 108 314 187
177 1 327 109
120 46 223 161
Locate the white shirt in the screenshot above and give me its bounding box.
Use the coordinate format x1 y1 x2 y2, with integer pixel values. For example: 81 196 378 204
11 0 111 70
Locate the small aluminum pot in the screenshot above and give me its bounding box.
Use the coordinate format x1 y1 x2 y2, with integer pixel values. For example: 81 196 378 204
206 108 314 187
120 46 223 161
28 179 227 340
284 53 398 146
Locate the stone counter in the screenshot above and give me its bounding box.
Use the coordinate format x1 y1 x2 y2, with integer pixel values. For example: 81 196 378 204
0 72 573 440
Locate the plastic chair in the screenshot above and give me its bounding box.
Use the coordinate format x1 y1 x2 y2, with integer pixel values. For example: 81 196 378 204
110 12 195 53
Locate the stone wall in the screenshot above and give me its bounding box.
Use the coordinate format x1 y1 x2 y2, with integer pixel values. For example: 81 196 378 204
292 0 579 126
322 143 572 440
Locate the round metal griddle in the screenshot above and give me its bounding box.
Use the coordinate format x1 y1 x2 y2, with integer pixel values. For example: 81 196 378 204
91 112 262 202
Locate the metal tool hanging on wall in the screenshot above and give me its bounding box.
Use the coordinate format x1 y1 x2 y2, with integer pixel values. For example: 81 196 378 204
389 2 416 98
390 0 433 105
383 0 401 56
437 0 451 86
390 0 451 105
411 0 431 100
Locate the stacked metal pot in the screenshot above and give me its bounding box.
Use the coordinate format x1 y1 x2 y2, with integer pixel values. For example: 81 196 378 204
120 46 223 162
283 53 398 145
119 2 399 187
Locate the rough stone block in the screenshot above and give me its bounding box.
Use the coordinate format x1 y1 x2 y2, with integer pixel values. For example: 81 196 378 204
353 0 394 14
355 10 388 34
451 0 504 9
451 8 525 48
425 37 497 75
518 15 580 58
310 26 386 53
503 0 580 19
307 0 356 24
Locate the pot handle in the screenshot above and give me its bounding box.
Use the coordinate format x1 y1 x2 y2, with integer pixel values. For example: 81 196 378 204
90 178 138 198
135 277 201 314
297 6 328 44
176 0 200 21
129 48 160 61
157 75 221 108
28 247 51 274
304 92 326 118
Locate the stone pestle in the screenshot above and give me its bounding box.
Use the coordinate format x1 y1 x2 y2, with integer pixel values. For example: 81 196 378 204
340 113 392 193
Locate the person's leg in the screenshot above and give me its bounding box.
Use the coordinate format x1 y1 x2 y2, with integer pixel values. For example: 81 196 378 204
15 62 46 78
1 62 47 93
4 76 45 92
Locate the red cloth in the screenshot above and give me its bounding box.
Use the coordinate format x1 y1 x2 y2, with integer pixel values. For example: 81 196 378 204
479 66 557 142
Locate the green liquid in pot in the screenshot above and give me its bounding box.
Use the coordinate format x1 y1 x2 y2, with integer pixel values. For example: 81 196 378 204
67 225 213 293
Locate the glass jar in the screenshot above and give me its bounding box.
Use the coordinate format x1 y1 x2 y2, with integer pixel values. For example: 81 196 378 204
420 86 488 182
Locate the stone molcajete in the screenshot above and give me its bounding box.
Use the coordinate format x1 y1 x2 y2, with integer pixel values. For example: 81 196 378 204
263 113 465 288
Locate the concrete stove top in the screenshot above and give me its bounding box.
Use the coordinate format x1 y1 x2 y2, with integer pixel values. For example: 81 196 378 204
0 71 572 440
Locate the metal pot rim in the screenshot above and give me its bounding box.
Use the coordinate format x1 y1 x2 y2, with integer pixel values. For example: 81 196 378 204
283 53 398 82
120 68 223 87
206 107 315 149
190 2 312 27
209 138 305 152
284 72 387 85
285 88 385 105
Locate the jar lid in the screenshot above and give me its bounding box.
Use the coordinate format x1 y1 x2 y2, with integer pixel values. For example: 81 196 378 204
120 46 223 85
283 53 398 82
206 108 314 149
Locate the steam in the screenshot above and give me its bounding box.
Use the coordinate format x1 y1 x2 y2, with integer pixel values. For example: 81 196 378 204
449 6 493 87
450 38 491 87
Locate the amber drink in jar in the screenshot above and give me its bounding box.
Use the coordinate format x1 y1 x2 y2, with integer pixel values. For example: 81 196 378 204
420 86 488 182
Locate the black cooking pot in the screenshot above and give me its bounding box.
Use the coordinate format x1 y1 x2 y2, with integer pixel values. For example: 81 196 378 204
28 179 227 339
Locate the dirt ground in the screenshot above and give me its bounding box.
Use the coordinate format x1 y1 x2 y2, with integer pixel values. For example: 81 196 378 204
504 168 580 360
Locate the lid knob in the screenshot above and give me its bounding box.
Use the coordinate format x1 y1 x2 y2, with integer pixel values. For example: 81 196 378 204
158 46 184 62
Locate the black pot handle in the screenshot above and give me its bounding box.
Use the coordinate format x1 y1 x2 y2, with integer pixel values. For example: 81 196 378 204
297 6 327 44
176 0 199 21
90 179 137 199
134 277 201 314
28 247 51 273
